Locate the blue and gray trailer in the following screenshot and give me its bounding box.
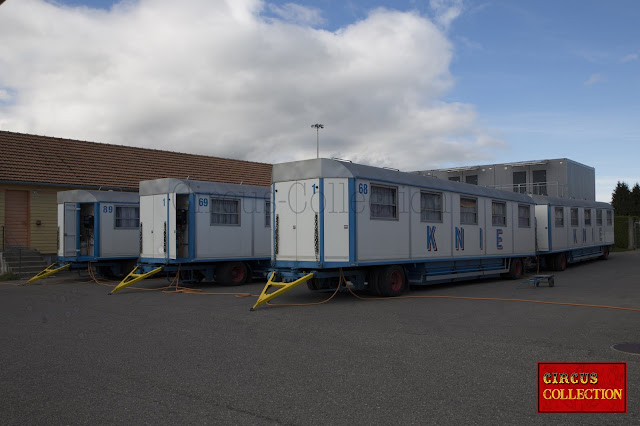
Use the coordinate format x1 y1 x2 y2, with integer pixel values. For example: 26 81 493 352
28 189 140 282
532 195 614 270
253 158 538 308
111 178 271 293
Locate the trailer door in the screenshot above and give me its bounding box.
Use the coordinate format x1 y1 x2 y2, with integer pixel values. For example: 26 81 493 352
274 182 297 261
63 203 77 257
168 192 177 260
295 179 320 263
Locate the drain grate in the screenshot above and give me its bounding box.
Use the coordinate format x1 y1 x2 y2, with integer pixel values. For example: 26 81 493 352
611 343 640 355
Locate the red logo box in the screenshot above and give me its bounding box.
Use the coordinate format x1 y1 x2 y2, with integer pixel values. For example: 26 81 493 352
537 362 627 414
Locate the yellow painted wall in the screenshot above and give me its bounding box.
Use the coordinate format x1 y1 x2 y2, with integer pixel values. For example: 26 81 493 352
1 184 75 254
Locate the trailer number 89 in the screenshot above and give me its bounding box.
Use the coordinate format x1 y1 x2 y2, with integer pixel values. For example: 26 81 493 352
358 183 368 194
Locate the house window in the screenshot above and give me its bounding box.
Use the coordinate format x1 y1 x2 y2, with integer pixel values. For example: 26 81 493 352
115 206 140 228
460 197 477 225
420 192 442 222
555 207 564 227
570 208 578 227
584 209 591 226
448 176 460 182
513 171 526 193
596 209 602 226
492 201 506 226
606 210 613 226
465 175 478 185
532 170 547 195
518 204 531 227
370 185 397 219
265 200 271 228
211 198 240 225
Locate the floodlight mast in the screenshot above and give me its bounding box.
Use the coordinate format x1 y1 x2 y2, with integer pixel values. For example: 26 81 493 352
311 123 324 159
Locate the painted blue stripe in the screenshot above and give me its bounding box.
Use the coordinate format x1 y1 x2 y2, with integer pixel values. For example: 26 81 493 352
348 178 357 264
94 202 100 257
275 253 535 270
166 192 170 261
140 256 270 265
272 185 276 264
538 243 612 254
319 178 324 267
547 205 553 251
188 193 196 259
75 204 81 256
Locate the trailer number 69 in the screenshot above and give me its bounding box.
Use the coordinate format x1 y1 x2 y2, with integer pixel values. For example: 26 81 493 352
358 183 368 194
198 198 209 207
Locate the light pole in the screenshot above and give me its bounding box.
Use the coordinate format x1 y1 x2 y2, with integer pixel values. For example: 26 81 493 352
311 123 324 159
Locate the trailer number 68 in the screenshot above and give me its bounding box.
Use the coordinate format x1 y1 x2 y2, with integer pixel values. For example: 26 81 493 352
358 183 368 194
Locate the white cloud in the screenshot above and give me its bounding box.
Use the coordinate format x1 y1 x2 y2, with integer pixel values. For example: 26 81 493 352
0 0 500 171
267 2 324 27
0 88 12 102
621 53 638 63
584 73 606 86
429 0 464 30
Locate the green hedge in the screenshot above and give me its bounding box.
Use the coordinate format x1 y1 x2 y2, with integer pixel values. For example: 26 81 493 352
614 216 640 249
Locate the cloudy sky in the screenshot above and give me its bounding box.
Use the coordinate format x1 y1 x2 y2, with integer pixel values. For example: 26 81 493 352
0 0 638 201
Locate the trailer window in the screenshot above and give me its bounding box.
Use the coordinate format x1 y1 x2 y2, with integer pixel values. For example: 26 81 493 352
606 210 613 226
115 206 140 229
370 185 397 220
460 197 477 225
596 209 602 226
554 207 564 227
265 200 271 228
584 209 591 226
492 201 506 226
518 204 530 227
211 198 240 226
448 176 460 182
420 192 442 222
570 208 578 227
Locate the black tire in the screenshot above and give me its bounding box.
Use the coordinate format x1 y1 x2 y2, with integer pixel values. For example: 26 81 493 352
600 246 610 260
216 262 248 286
367 267 381 294
377 265 405 297
508 258 523 279
548 277 555 287
553 253 567 271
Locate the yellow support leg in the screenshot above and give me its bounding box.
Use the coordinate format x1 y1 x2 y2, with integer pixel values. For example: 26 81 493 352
250 272 315 311
26 263 71 284
110 266 164 294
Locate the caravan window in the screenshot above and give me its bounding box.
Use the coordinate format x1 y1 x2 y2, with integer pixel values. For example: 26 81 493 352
554 207 564 227
596 209 602 226
492 201 506 226
518 205 531 227
370 185 397 220
420 192 442 222
115 206 139 229
584 209 591 226
606 210 613 226
570 208 579 227
460 197 477 225
211 198 240 226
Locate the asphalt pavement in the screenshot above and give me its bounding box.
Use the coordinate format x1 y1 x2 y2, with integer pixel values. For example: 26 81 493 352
1 251 639 425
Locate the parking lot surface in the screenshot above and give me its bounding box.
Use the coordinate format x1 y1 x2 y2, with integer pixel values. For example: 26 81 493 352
1 252 639 424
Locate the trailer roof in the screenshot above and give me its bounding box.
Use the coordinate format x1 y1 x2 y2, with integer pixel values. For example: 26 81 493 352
139 178 270 198
531 195 612 209
273 159 535 203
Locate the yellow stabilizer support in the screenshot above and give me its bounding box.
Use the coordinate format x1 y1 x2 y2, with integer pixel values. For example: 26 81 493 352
26 263 71 284
110 266 164 294
250 272 315 311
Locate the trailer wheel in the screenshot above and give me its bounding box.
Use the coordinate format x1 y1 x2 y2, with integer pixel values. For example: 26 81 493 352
508 258 523 279
367 267 381 294
600 246 610 260
217 262 248 286
548 277 555 287
553 253 566 271
377 265 405 297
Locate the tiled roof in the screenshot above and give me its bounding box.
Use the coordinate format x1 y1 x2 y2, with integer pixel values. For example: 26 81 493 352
0 131 272 189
